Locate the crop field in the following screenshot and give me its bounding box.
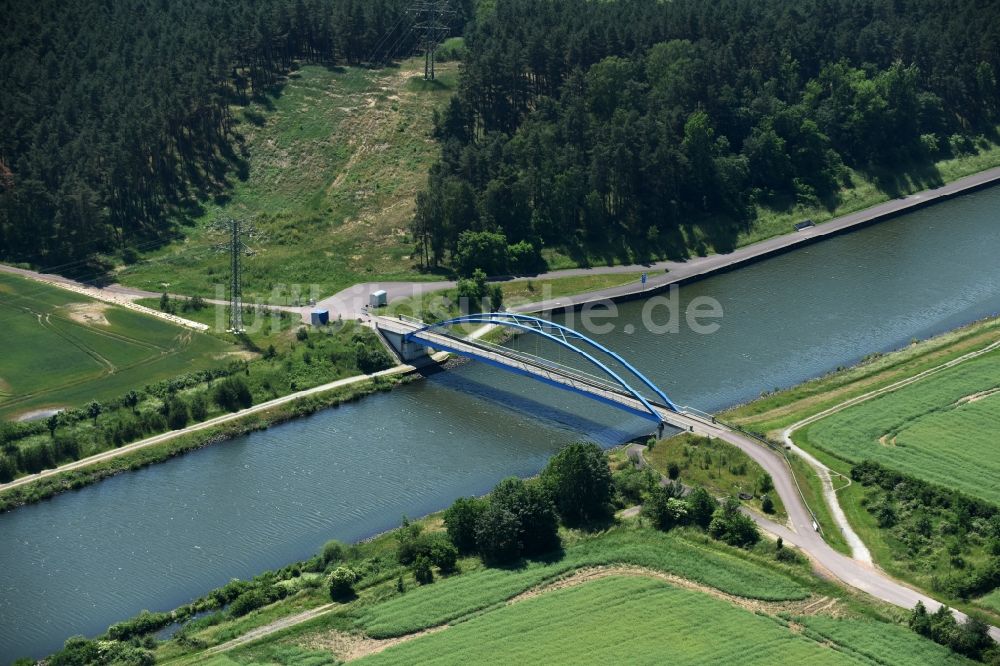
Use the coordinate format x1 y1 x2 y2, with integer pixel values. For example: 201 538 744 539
357 576 968 666
0 272 232 419
355 528 807 639
119 60 457 302
801 348 1000 505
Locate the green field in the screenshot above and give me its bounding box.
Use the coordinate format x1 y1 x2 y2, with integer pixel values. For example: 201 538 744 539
801 348 1000 505
0 272 232 419
119 60 457 301
357 576 968 666
355 528 807 639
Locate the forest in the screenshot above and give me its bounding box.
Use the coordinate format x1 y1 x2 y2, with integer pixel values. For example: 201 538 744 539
2 0 999 276
414 0 1000 272
0 0 473 273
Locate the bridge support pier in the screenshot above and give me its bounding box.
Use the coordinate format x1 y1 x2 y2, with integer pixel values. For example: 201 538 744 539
376 324 430 362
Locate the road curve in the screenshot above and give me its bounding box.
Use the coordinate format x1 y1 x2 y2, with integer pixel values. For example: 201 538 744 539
681 414 1000 642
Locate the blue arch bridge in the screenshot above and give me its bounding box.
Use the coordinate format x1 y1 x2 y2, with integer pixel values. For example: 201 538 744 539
374 312 712 431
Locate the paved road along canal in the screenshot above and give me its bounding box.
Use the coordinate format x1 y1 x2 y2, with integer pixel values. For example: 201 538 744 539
2 186 1000 660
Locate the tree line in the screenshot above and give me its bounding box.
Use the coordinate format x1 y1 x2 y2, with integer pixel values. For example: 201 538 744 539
0 0 474 273
414 0 1000 273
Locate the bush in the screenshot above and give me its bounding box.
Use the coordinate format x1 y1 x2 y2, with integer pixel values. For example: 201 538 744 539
491 477 560 557
541 442 613 525
444 496 488 554
328 567 358 601
190 392 208 421
667 461 680 480
455 230 509 276
412 555 434 585
612 465 659 507
761 494 774 514
356 342 393 374
321 540 346 566
643 487 689 531
213 376 252 412
475 503 523 565
165 396 189 430
708 497 760 548
430 539 458 573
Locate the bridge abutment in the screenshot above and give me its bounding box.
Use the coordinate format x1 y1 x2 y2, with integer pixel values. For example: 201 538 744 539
376 324 431 362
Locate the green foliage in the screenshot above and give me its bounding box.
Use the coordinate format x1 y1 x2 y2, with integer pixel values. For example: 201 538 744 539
611 464 659 508
540 442 613 525
412 555 434 585
851 460 1000 600
686 487 719 529
417 0 1000 268
355 342 393 374
165 396 190 430
213 376 253 412
489 477 560 558
709 498 761 548
328 567 359 602
321 540 346 567
908 602 994 661
761 494 775 514
443 496 488 554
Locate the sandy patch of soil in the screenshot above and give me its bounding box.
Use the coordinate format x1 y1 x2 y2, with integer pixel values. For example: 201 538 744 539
63 302 111 326
954 387 1000 406
300 626 446 662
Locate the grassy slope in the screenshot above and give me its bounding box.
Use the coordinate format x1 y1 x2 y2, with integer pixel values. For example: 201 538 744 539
384 272 646 321
803 349 1000 505
119 61 457 301
354 528 808 640
0 272 232 419
645 432 788 521
358 576 969 666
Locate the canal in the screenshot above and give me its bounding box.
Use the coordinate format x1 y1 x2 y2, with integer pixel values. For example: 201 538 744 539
2 186 1000 660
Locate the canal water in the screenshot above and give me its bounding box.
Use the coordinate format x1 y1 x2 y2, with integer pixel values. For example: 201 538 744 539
3 187 1000 660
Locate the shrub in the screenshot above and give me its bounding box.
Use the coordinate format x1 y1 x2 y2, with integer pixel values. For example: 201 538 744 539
708 497 760 548
356 342 393 374
491 477 560 557
321 540 346 566
412 555 434 585
430 538 459 574
761 494 774 514
667 461 680 480
686 487 719 528
213 376 252 412
443 496 488 554
541 442 613 525
475 504 523 565
328 567 358 601
165 396 189 430
644 487 689 531
190 392 208 421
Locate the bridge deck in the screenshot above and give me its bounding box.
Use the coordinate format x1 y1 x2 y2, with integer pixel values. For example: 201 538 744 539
375 316 695 426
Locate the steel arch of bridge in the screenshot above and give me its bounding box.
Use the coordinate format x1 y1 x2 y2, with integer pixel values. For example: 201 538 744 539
405 312 678 422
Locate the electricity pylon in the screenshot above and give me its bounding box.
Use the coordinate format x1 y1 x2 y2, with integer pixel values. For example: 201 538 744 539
212 217 258 333
408 0 453 80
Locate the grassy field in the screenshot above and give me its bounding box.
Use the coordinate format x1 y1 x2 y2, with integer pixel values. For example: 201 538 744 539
801 348 1000 505
119 60 458 301
354 528 808 639
645 432 787 520
355 575 969 666
0 272 232 419
722 315 1000 617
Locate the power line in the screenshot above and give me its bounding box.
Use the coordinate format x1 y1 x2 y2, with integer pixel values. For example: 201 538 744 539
407 0 454 80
